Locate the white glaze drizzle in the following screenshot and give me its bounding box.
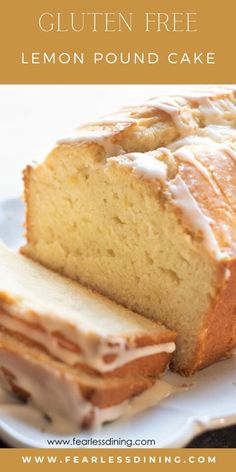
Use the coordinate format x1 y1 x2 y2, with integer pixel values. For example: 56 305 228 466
0 307 175 373
199 124 236 142
94 378 177 427
109 151 168 182
142 89 236 136
0 345 91 431
0 345 177 432
58 131 123 158
220 143 236 163
168 175 226 260
198 98 227 125
58 121 135 157
149 87 236 100
168 134 233 150
91 342 175 372
174 147 221 196
189 95 236 127
168 134 236 162
149 101 191 135
76 118 137 127
138 96 194 136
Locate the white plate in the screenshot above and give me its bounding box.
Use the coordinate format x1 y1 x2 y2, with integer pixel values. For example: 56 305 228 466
0 197 236 448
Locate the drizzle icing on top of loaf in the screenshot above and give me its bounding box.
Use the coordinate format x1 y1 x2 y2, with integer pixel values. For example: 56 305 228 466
110 151 168 182
142 90 236 135
109 138 236 260
143 98 194 135
58 121 135 157
57 87 236 261
173 147 221 196
58 87 236 149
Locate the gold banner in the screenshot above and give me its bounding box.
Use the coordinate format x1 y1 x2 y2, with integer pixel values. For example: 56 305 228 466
0 0 235 83
0 449 236 471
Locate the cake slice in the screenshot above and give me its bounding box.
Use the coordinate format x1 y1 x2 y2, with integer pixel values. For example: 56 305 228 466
0 245 176 428
0 331 175 429
22 87 236 375
0 244 175 378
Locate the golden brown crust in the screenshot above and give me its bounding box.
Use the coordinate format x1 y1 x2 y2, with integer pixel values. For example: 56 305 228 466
79 375 155 408
174 144 236 255
184 258 236 375
103 351 172 379
167 143 236 374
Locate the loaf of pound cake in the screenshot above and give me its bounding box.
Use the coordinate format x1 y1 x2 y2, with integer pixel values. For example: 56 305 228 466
0 244 176 427
22 86 236 375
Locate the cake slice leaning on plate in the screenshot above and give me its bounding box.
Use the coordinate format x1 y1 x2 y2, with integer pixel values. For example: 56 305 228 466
0 244 176 428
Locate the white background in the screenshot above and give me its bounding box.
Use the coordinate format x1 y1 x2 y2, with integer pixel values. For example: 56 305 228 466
0 84 205 199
